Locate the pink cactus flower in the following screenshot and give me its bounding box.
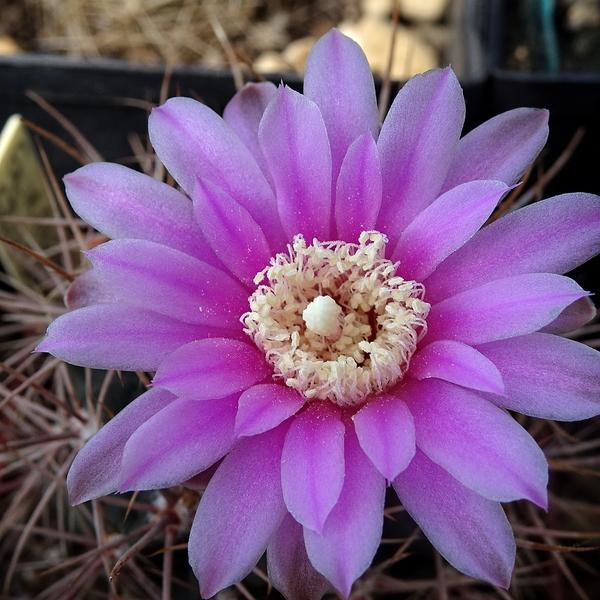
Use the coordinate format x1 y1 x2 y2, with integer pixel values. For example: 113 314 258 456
38 29 600 599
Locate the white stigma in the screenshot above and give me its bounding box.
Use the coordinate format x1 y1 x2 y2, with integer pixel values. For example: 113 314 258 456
302 295 343 338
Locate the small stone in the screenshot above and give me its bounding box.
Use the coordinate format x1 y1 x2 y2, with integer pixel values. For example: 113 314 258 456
514 45 529 63
362 0 393 19
338 18 438 79
281 36 317 74
399 0 451 22
0 36 21 55
253 51 293 74
566 0 600 31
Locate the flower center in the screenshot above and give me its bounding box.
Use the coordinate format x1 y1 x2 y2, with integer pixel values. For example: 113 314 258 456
242 231 430 407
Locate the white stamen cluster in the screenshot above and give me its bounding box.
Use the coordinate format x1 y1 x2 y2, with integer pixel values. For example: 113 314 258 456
242 231 430 407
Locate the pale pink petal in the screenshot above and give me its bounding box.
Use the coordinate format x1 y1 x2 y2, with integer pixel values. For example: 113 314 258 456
477 333 600 421
377 67 465 245
409 340 504 394
189 424 289 598
425 192 600 303
193 179 272 287
281 403 345 533
259 85 332 241
235 383 306 437
67 387 176 504
119 394 238 491
35 305 216 371
148 97 286 249
223 81 278 190
393 449 515 588
64 162 219 266
400 378 548 506
65 268 118 310
152 338 271 399
304 29 379 184
304 424 385 597
86 239 249 328
182 463 220 491
425 273 588 345
352 393 415 481
335 134 382 242
540 296 597 334
392 180 510 280
442 108 549 192
267 513 332 600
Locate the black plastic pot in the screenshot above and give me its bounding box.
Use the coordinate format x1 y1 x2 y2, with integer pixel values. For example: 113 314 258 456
489 0 600 198
487 0 600 302
0 33 491 181
0 53 278 178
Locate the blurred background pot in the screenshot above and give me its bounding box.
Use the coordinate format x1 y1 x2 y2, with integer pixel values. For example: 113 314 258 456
489 0 600 198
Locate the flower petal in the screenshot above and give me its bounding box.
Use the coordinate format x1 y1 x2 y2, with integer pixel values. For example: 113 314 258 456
152 338 271 399
282 403 345 533
425 192 600 302
148 97 286 248
119 394 238 491
442 107 549 192
304 423 385 598
36 305 215 371
189 424 289 598
304 29 379 184
335 134 382 242
182 463 220 491
259 85 332 241
393 449 515 588
64 162 218 266
540 296 597 334
86 239 249 328
235 383 306 437
425 273 588 345
377 67 465 245
400 378 548 506
67 387 176 504
477 333 600 421
223 81 278 190
267 513 332 600
65 268 117 310
352 393 415 481
392 180 510 280
409 340 504 394
193 178 272 287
